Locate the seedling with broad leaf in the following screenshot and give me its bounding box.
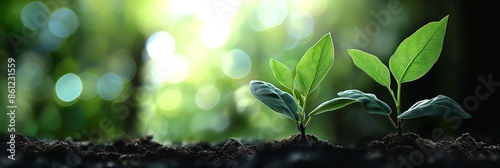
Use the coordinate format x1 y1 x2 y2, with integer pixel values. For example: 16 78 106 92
250 33 357 140
342 15 471 136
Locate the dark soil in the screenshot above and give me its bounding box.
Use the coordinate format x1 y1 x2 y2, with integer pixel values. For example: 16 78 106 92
1 132 499 168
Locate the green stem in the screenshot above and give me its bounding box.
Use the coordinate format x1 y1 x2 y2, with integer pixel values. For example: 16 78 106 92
291 86 301 121
396 82 402 136
300 95 309 140
386 87 398 131
297 123 307 141
387 115 397 130
294 90 308 140
304 115 313 127
388 87 398 107
301 95 308 122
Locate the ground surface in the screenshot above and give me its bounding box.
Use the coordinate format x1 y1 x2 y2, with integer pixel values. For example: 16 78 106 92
1 132 499 168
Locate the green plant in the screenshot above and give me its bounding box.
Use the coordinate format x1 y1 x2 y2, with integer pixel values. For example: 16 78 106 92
250 33 355 140
343 15 471 136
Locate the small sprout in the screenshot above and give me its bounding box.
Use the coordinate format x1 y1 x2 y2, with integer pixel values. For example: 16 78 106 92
343 15 471 136
250 33 351 140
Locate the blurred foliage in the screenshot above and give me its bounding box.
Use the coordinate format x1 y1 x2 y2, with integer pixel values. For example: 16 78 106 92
0 0 470 144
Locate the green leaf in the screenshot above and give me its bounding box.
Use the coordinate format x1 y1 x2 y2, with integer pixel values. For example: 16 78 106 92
308 98 357 116
295 33 334 95
249 80 299 121
337 89 391 115
398 95 471 119
269 58 294 90
347 49 391 89
389 15 449 83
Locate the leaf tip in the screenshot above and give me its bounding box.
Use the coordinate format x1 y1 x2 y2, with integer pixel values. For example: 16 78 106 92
322 32 333 44
443 15 449 20
440 15 449 25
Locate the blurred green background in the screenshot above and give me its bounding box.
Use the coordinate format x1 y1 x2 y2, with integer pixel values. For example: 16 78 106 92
1 0 497 145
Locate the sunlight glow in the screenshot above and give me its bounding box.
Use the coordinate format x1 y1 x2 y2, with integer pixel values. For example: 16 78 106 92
156 85 182 116
169 0 198 18
146 31 176 62
199 22 231 48
155 55 190 83
257 0 288 29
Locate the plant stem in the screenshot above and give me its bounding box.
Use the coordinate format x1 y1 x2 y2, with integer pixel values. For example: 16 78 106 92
387 115 397 129
388 88 398 108
299 95 308 141
396 82 402 136
386 88 398 131
304 115 313 127
297 123 307 141
397 120 402 137
301 96 308 119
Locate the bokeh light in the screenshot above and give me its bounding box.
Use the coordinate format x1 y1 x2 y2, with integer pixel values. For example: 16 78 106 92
108 53 137 82
97 72 123 101
48 8 79 38
55 73 83 102
2 0 476 144
168 0 198 18
257 0 288 29
155 55 190 83
155 85 182 114
221 49 252 79
195 85 221 111
18 61 44 89
146 31 176 62
234 86 256 113
39 25 66 51
286 11 315 40
199 22 231 48
21 1 50 30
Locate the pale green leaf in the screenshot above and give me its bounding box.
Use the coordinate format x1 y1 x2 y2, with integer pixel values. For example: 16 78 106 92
389 15 449 83
295 33 334 95
269 58 294 90
347 49 391 89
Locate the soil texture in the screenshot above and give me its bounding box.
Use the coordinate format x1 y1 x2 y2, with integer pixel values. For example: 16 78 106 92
1 132 499 168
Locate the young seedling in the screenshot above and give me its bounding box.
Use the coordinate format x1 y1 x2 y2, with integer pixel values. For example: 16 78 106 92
250 33 357 141
342 15 471 136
